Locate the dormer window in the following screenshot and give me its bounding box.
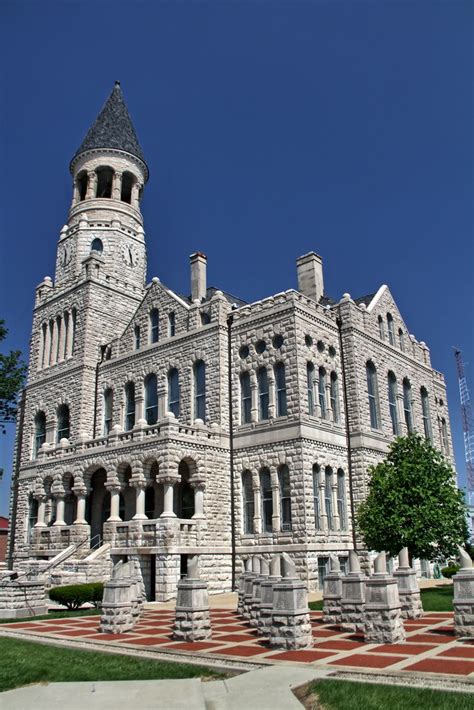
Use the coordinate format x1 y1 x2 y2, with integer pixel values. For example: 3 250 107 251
90 238 103 254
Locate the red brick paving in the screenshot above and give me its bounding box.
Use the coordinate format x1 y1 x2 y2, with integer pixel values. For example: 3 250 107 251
166 641 224 651
439 646 474 659
86 633 142 641
372 643 435 655
268 649 337 663
311 629 340 637
403 658 474 675
407 633 454 645
213 645 269 656
315 639 366 651
329 653 405 668
213 634 257 643
119 636 174 646
54 629 98 637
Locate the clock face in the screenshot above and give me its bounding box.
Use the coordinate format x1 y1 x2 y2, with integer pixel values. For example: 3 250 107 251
121 242 140 267
60 243 72 267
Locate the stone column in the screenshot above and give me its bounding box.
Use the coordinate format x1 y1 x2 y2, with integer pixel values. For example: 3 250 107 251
73 490 87 524
322 554 344 625
319 480 328 532
271 471 280 532
112 171 122 200
53 494 66 526
132 480 147 520
242 558 258 620
65 316 74 359
340 551 366 633
135 394 145 427
106 481 122 522
364 551 406 644
131 180 140 209
250 380 258 423
453 546 474 638
44 322 52 368
192 481 205 518
397 393 407 435
50 319 58 365
259 555 281 635
394 547 423 619
250 557 268 629
160 477 177 518
57 317 66 363
173 556 211 641
86 170 97 199
268 372 276 419
34 494 47 528
252 483 261 534
237 558 252 615
325 383 333 421
269 552 312 650
331 482 340 530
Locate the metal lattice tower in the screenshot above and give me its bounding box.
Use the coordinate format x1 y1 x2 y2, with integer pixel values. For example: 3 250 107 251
454 349 474 506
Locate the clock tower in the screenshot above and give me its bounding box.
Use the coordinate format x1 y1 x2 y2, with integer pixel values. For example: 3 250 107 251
55 80 148 292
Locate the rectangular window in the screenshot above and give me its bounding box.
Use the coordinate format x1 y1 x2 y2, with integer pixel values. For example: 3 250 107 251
307 365 315 416
258 369 269 421
260 470 273 533
168 312 176 337
279 466 292 531
319 369 327 419
241 373 251 424
337 472 347 530
325 471 333 530
275 363 287 417
313 467 321 530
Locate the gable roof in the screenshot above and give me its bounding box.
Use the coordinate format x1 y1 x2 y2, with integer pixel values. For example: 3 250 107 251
72 82 147 174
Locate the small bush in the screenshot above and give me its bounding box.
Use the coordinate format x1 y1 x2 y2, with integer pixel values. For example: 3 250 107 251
49 583 104 610
441 565 459 579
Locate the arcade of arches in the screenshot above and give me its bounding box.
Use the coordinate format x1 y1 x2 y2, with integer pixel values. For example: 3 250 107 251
30 459 204 541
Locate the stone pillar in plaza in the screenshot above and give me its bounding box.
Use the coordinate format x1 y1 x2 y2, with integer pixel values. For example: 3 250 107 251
259 554 282 635
322 554 344 625
269 552 313 650
173 555 211 642
363 551 406 644
453 546 474 638
394 547 423 619
242 556 259 620
340 551 367 633
100 560 141 634
250 557 268 629
237 557 251 616
0 573 48 619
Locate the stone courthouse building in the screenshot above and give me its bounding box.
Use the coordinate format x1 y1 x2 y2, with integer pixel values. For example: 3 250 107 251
8 84 454 599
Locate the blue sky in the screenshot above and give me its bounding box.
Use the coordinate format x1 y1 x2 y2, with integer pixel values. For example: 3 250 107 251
0 0 472 516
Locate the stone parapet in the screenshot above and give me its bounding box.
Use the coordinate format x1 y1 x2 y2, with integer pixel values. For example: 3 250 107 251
363 552 405 644
453 547 474 638
393 547 423 619
0 576 47 618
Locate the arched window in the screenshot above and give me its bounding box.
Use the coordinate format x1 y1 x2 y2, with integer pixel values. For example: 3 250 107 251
103 388 113 435
121 171 134 203
144 373 158 425
242 470 254 534
33 411 46 457
95 166 113 198
57 404 70 442
330 372 340 423
150 309 159 344
77 171 88 201
124 382 135 431
90 238 103 254
366 361 380 429
145 486 155 519
312 464 321 529
176 461 194 519
307 363 316 416
421 387 432 440
325 467 333 530
279 465 292 531
318 367 327 419
387 313 395 345
70 308 77 356
168 312 176 337
168 368 180 417
134 325 140 350
403 378 414 432
194 360 206 421
378 315 385 340
337 469 347 529
388 372 399 435
240 371 251 424
257 367 269 421
440 417 449 454
260 468 273 533
274 362 287 417
398 328 405 352
27 494 38 542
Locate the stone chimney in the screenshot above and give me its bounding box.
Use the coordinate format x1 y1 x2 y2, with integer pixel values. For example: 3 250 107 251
296 252 324 302
190 252 207 302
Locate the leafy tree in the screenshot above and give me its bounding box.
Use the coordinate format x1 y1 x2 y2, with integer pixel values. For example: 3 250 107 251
356 434 468 562
0 320 27 434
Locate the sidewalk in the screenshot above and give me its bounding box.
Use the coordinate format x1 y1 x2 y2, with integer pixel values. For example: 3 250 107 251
0 666 332 710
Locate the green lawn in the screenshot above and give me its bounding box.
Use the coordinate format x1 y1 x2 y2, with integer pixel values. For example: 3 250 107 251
0 608 101 624
309 584 454 612
0 637 222 693
300 679 473 710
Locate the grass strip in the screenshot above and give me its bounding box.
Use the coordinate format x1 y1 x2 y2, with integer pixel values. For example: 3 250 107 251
299 679 473 710
309 585 453 612
0 637 222 693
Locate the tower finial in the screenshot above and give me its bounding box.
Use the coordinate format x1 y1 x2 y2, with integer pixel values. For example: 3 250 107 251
115 80 121 87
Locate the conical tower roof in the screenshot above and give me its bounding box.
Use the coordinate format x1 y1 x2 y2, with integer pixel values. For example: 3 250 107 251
72 81 147 175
